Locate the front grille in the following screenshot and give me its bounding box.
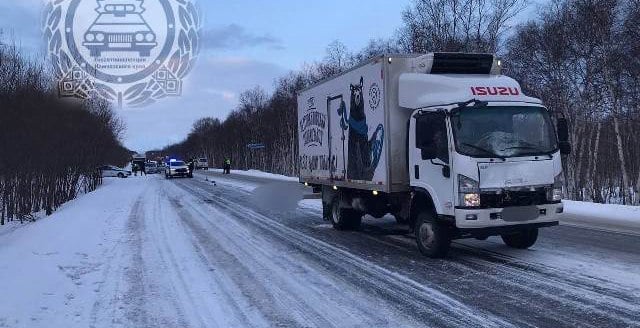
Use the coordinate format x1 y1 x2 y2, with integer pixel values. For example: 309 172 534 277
481 189 547 208
108 34 133 43
174 168 187 173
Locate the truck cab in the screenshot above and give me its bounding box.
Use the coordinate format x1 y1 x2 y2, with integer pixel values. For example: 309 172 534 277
401 58 570 257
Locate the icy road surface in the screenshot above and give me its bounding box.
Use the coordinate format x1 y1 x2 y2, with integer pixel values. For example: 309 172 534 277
0 173 639 328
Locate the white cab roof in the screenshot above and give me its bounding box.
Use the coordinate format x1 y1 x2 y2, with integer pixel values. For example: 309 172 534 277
398 73 542 109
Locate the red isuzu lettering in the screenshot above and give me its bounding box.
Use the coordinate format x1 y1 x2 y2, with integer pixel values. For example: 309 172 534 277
471 86 521 96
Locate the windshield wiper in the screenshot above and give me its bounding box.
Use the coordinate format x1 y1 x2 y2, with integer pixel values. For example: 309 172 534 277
461 143 506 160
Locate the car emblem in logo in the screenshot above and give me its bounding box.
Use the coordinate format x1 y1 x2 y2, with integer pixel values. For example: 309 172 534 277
43 0 201 107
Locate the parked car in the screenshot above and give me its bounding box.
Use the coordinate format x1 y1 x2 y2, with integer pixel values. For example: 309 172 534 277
100 165 131 178
146 162 160 174
165 160 192 179
196 158 209 170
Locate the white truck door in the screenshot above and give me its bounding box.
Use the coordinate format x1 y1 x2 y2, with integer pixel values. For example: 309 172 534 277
409 111 455 216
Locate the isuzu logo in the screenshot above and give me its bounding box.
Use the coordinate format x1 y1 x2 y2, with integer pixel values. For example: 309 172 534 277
43 0 201 107
470 86 520 96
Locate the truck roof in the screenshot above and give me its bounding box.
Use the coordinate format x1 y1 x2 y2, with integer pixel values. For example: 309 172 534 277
399 74 542 109
299 53 501 94
299 54 419 93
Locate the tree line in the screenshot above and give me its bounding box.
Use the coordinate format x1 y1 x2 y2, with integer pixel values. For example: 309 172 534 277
0 41 130 225
164 0 640 205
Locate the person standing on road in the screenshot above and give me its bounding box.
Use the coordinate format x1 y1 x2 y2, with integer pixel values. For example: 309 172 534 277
140 162 147 176
132 163 139 176
188 159 195 178
224 158 231 174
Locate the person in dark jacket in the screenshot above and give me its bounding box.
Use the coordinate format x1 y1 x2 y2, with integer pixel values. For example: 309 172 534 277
188 159 195 178
140 162 147 176
132 163 139 176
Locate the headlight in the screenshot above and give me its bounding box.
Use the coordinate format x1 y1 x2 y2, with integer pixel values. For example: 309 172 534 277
145 33 155 42
85 33 95 42
547 174 563 202
463 193 481 207
96 33 105 42
459 175 481 207
135 33 144 42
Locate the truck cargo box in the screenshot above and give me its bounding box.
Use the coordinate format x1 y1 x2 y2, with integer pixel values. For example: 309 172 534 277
297 55 418 193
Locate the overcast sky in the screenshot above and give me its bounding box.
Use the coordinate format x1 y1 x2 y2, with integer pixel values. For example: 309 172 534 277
0 0 544 152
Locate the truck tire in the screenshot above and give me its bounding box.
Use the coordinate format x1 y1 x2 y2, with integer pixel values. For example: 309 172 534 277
330 200 362 231
501 228 538 249
415 211 451 258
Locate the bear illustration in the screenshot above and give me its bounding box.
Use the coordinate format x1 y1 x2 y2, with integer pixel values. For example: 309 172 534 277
338 77 384 181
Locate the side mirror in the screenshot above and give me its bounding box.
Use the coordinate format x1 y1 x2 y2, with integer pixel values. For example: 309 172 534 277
557 118 571 155
559 141 572 155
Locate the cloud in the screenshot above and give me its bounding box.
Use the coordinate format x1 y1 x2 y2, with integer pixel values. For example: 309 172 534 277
0 0 45 52
120 54 287 152
201 24 285 51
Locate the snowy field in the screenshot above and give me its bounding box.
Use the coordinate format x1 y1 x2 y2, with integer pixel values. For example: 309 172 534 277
0 172 639 328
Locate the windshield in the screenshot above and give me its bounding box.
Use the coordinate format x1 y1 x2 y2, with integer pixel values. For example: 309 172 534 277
451 106 558 158
170 161 185 167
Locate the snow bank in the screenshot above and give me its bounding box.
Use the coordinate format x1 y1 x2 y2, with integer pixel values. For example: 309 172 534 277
210 169 299 182
562 200 640 234
0 177 148 328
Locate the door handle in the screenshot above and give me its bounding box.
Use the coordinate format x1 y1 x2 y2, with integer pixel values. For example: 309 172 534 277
414 165 420 179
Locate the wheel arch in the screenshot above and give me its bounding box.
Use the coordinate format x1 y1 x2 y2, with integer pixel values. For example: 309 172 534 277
410 187 438 224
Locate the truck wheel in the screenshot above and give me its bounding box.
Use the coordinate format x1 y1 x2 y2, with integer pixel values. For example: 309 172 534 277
330 200 362 230
501 228 538 249
415 211 451 258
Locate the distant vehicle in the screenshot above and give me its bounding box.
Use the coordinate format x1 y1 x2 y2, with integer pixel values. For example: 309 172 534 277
83 1 157 57
146 162 159 174
299 53 570 258
165 160 192 179
100 165 131 178
132 154 146 173
196 158 209 170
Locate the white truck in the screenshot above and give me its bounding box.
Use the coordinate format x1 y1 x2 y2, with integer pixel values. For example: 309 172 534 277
297 53 571 258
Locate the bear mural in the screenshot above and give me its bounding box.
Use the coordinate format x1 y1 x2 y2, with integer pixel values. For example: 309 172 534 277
337 77 384 181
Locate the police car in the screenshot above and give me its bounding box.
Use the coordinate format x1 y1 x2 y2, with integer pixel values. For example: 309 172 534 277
165 160 192 179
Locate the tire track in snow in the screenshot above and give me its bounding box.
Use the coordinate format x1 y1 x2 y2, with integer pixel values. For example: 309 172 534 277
166 191 353 327
89 198 147 328
172 179 516 328
183 175 640 328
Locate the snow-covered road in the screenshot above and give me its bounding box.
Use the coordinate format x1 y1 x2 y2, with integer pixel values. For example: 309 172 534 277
1 173 639 328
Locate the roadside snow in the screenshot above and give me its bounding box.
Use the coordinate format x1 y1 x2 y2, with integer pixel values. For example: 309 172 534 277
0 177 148 328
562 200 640 234
209 169 299 182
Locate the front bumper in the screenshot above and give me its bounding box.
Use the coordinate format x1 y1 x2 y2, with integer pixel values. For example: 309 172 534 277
454 203 563 229
168 171 190 177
